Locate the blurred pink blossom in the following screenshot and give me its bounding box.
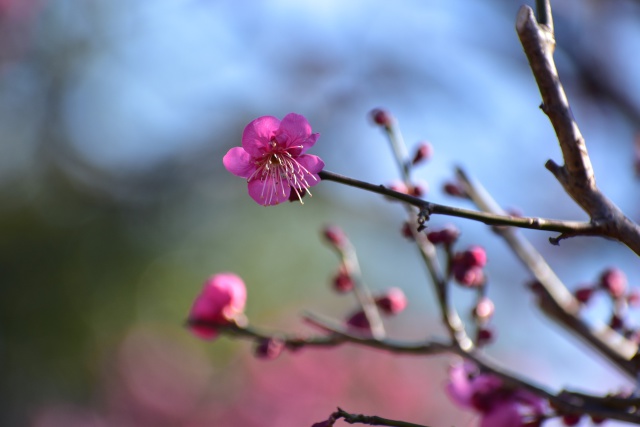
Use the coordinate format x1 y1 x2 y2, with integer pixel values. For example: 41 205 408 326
223 113 324 206
446 361 545 427
187 273 247 339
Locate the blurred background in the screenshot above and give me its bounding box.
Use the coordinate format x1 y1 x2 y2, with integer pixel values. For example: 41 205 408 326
1 0 640 426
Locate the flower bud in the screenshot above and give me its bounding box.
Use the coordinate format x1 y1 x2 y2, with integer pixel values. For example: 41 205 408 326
346 310 371 332
401 221 415 240
462 246 487 268
443 181 467 198
412 141 433 165
369 108 394 127
561 414 581 426
476 327 494 346
187 273 247 340
574 286 594 304
427 225 460 246
332 267 354 293
255 337 285 360
375 287 407 315
322 225 347 249
600 268 627 299
453 264 485 288
473 297 495 321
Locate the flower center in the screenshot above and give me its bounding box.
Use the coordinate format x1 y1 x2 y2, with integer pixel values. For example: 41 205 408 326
247 146 316 205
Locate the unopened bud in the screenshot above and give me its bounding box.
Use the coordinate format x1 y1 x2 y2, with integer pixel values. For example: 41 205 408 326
369 108 394 127
375 287 407 315
476 327 494 346
409 182 428 197
346 310 371 332
453 264 485 288
574 286 594 304
600 268 627 299
255 337 285 360
561 414 581 426
401 221 415 240
427 225 460 246
443 181 467 198
473 297 495 321
609 313 624 330
322 225 347 249
462 246 487 268
412 141 433 165
332 267 354 293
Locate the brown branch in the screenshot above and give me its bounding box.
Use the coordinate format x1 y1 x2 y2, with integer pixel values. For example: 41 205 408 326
516 5 640 256
319 170 598 236
318 407 432 427
455 166 639 378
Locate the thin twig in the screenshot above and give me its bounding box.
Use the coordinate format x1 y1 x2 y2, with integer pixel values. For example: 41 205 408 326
319 170 598 236
332 407 432 427
377 121 472 350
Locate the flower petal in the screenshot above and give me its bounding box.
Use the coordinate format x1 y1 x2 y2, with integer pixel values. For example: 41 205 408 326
242 115 280 157
248 177 291 206
276 113 316 150
223 147 256 178
296 154 325 174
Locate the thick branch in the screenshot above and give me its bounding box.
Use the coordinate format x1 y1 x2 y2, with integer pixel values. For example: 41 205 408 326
516 5 640 255
456 167 638 378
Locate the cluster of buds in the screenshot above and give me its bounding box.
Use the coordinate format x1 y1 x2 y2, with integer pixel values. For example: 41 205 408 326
426 224 460 247
450 245 487 288
572 268 639 335
322 224 408 334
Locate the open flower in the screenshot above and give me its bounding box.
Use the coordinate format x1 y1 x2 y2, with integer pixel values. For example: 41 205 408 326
223 113 324 206
446 361 545 427
187 273 247 340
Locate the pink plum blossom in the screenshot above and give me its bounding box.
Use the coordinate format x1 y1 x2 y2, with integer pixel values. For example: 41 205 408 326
446 361 545 427
223 113 324 206
188 273 247 340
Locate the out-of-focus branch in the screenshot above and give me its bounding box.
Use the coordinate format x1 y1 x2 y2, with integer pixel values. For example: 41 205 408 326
455 166 639 378
315 408 432 427
516 4 640 256
374 119 473 350
304 314 640 425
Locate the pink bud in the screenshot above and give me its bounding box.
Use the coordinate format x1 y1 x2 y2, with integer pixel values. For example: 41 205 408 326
409 182 428 197
562 414 581 426
375 287 407 315
322 225 347 249
443 181 467 197
473 297 495 321
346 310 371 332
255 337 285 360
453 264 485 288
609 313 624 330
188 273 247 340
369 108 394 127
427 225 460 246
600 268 627 299
574 286 595 304
401 221 415 240
332 268 354 293
412 141 433 165
462 246 487 268
476 327 494 345
387 181 409 195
